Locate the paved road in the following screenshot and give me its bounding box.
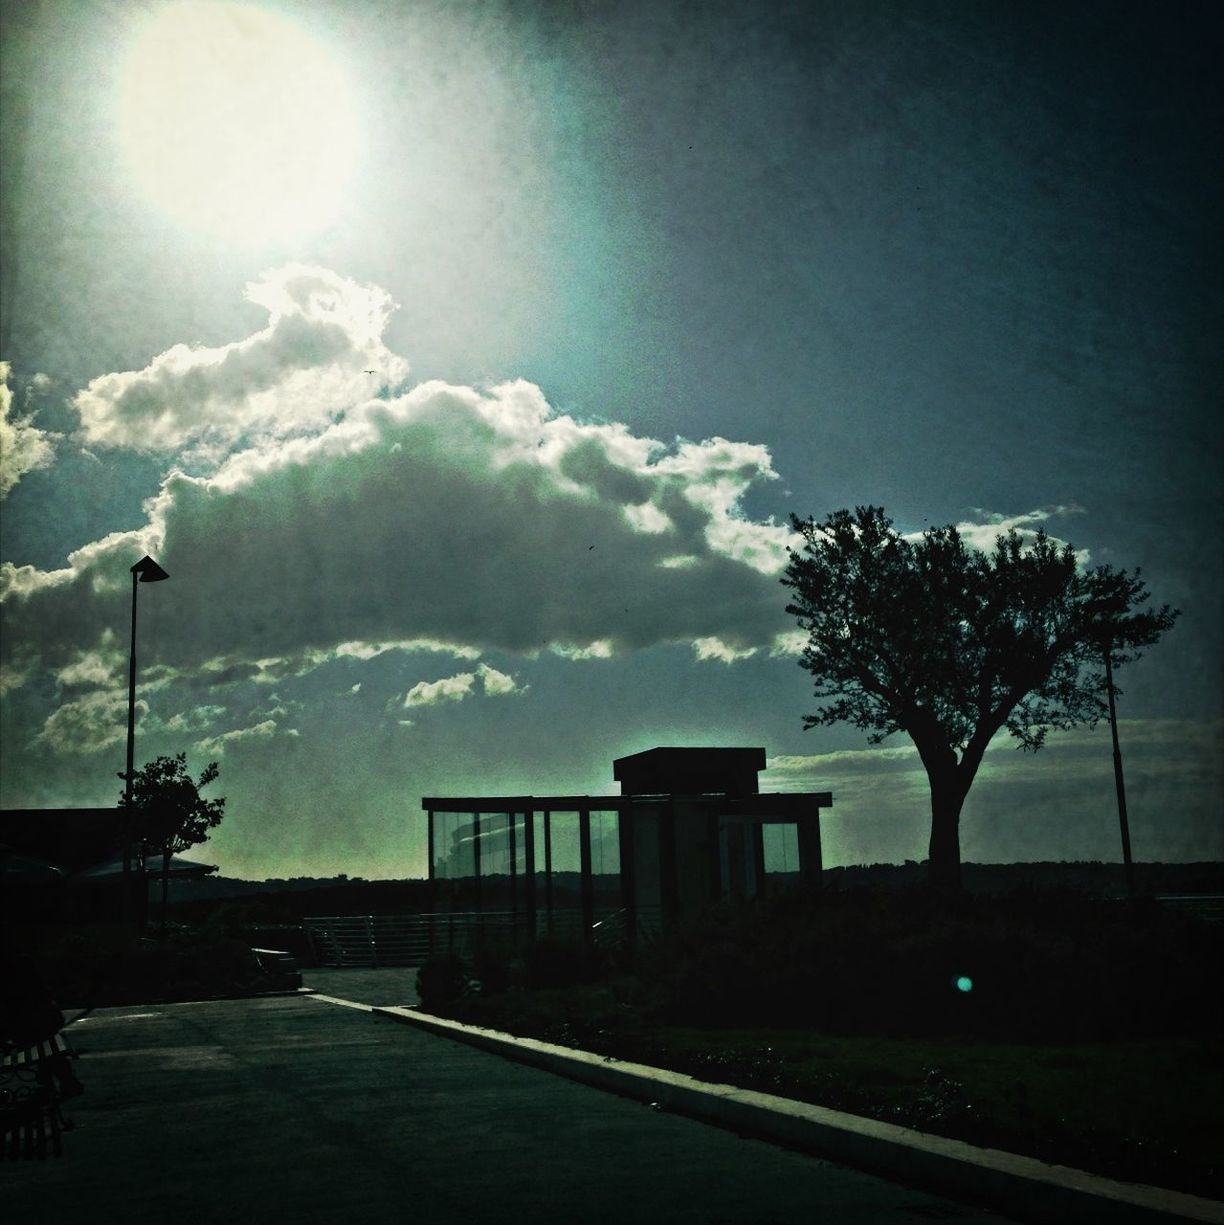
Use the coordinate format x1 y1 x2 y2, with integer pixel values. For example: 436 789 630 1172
9 995 1018 1224
303 965 421 1005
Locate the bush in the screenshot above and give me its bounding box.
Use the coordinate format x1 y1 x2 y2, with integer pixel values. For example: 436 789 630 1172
416 953 470 1009
472 937 516 995
524 937 604 990
638 888 1223 1040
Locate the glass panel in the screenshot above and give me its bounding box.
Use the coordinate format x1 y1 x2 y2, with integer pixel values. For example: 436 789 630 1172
762 823 799 875
481 812 510 878
589 811 620 876
511 814 526 877
435 811 477 880
548 811 581 873
592 810 620 910
547 811 581 919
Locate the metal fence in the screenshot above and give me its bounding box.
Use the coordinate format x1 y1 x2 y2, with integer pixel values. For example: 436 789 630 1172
1155 894 1224 924
302 912 515 966
302 906 660 966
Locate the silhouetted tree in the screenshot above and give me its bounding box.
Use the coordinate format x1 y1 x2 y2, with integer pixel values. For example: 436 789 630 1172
782 507 1178 891
119 753 225 934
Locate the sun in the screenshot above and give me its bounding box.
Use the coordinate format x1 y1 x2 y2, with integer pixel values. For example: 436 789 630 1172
117 2 360 241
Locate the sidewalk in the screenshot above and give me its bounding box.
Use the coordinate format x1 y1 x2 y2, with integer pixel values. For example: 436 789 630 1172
5 992 1016 1225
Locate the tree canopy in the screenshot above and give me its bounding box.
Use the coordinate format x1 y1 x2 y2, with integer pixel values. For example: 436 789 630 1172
119 752 226 858
782 507 1178 889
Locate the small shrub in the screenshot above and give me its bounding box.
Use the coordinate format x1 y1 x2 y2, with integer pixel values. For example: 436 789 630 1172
417 953 470 1009
524 937 603 990
472 937 516 995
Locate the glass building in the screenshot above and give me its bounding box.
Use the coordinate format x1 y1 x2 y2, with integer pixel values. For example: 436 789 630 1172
424 747 832 946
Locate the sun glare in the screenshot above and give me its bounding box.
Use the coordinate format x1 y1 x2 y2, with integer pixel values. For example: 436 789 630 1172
117 2 360 241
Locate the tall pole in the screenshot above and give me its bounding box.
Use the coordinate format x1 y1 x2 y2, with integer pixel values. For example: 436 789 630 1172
126 569 139 805
122 556 169 941
122 568 139 934
1103 642 1136 900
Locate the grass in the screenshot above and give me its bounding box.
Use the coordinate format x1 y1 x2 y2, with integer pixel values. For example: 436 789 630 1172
433 981 1224 1201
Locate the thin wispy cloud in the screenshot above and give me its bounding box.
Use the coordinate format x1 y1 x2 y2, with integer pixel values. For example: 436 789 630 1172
194 718 299 756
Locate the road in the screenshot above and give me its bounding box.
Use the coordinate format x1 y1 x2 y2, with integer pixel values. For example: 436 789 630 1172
8 990 1018 1224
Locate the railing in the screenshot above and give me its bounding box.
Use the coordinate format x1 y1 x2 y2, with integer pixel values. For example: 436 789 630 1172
303 912 522 966
303 906 658 966
1155 894 1224 924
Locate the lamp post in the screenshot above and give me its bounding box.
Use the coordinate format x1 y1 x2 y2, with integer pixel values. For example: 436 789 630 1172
1101 636 1137 901
122 555 169 934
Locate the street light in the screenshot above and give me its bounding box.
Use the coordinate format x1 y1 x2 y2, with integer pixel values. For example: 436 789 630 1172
125 555 170 801
1100 635 1136 901
122 555 169 932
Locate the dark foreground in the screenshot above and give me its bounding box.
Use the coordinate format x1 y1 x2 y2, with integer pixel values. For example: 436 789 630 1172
7 992 1016 1225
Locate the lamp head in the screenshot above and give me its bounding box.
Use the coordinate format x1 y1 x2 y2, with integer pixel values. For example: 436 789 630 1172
131 555 170 583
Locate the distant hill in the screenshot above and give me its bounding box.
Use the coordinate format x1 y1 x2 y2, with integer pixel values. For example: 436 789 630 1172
822 861 1224 896
166 875 432 923
168 861 1222 923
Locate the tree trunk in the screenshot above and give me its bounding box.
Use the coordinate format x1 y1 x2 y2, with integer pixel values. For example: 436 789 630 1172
160 845 172 939
926 765 967 893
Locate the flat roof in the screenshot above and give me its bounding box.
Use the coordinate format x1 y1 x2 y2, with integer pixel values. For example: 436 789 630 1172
422 792 831 814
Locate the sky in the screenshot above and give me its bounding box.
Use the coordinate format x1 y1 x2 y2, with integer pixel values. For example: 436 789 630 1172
1 0 1220 880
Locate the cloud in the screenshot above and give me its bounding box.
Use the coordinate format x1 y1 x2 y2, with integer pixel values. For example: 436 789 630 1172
3 274 798 694
34 689 146 756
54 633 124 688
550 640 614 661
905 506 1091 566
403 671 477 708
194 718 298 755
403 662 522 709
692 636 758 663
72 265 409 453
0 361 58 497
162 704 228 733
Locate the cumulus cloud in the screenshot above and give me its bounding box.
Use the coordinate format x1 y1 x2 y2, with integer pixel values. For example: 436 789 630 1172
0 361 58 497
2 273 799 694
403 662 522 709
73 265 409 453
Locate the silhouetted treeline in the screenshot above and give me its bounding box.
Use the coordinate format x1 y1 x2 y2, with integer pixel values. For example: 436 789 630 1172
169 860 1221 922
823 860 1223 896
167 877 434 924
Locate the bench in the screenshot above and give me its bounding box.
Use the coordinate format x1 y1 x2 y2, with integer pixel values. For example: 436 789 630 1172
251 947 303 990
1 1032 79 1160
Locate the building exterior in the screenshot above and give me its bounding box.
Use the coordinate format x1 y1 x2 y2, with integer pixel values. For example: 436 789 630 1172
0 807 217 954
423 747 832 945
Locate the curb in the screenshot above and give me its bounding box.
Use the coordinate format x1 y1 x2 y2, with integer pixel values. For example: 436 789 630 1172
371 1004 1223 1225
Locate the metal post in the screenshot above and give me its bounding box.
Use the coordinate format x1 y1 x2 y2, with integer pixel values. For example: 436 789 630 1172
509 810 518 926
125 569 139 806
618 803 636 951
122 570 139 935
472 812 482 918
751 821 766 900
659 803 678 925
1103 646 1137 900
579 807 594 944
543 810 553 935
523 810 536 942
427 809 435 883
